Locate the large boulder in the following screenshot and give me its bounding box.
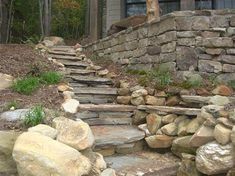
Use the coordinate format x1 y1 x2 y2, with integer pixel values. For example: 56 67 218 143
0 131 20 175
196 141 234 175
54 117 95 150
0 73 14 91
28 124 58 139
43 36 65 46
13 132 91 176
146 113 162 134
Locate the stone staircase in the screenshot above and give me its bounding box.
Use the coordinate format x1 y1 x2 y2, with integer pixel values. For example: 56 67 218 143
48 46 147 155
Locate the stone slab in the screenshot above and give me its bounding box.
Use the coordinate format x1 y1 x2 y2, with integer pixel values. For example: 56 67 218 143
77 104 137 112
74 87 117 95
91 125 145 148
138 105 201 116
105 151 180 176
70 76 113 85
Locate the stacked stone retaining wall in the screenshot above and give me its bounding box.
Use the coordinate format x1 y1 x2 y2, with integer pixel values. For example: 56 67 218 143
84 9 235 83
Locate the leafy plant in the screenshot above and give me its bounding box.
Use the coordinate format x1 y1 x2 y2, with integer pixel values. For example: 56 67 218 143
24 105 45 127
40 71 63 85
12 76 40 95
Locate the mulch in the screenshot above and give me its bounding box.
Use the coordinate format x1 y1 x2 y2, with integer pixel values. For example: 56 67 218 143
0 44 64 130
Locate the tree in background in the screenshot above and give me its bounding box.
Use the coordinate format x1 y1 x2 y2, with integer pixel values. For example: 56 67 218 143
0 0 86 43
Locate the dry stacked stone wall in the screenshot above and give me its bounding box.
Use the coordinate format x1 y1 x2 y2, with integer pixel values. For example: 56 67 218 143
84 9 235 83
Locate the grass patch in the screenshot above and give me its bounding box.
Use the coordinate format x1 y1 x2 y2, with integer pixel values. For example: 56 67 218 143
40 71 63 85
12 76 40 95
12 71 63 95
126 66 172 90
23 105 45 127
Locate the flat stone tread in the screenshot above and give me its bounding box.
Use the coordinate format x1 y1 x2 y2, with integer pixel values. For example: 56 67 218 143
67 69 96 75
73 87 117 95
75 95 115 104
70 76 113 84
48 50 76 56
91 125 145 147
181 95 235 104
59 60 89 67
75 112 133 120
105 152 180 176
138 105 201 116
77 104 137 112
83 117 132 126
48 54 81 61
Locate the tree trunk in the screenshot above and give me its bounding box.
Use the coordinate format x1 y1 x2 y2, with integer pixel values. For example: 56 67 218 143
146 0 160 23
39 0 51 39
0 0 11 43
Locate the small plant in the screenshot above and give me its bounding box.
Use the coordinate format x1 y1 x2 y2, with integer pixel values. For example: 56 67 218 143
40 71 63 85
12 76 40 95
23 105 45 127
150 67 172 90
7 100 20 110
228 80 235 89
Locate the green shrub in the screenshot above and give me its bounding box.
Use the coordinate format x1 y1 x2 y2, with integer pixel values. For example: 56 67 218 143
24 105 45 127
40 71 63 85
12 77 40 95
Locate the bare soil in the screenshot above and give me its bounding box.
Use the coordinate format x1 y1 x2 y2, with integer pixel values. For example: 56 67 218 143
0 44 64 130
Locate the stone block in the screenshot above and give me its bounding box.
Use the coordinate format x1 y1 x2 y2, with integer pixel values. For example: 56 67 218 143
223 64 235 73
148 22 160 37
198 54 213 60
176 17 192 30
177 38 196 46
227 27 235 36
157 31 177 45
230 16 235 26
176 47 197 71
176 31 195 38
158 17 176 34
159 52 177 63
126 31 138 42
205 48 224 55
201 37 233 48
210 15 229 28
200 31 220 38
220 55 235 64
138 38 148 47
226 49 235 55
147 46 161 55
161 41 176 53
214 124 232 145
198 60 222 73
192 16 210 30
138 27 148 39
125 40 138 51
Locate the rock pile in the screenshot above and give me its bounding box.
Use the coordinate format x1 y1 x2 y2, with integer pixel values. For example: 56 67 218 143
137 103 235 175
1 117 116 176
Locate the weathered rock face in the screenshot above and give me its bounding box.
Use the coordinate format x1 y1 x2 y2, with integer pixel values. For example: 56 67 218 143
196 141 234 175
146 113 162 134
145 135 175 148
54 117 95 151
28 124 58 139
13 132 91 176
0 131 20 175
171 136 197 158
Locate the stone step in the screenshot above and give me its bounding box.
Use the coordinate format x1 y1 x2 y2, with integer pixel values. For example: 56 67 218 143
48 50 76 56
74 87 117 95
77 104 137 112
49 54 81 61
181 95 235 106
74 111 133 125
91 125 145 149
60 61 89 69
83 117 132 126
49 46 74 52
67 69 96 76
105 152 180 176
138 105 201 116
75 111 133 120
75 95 116 104
70 76 113 85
